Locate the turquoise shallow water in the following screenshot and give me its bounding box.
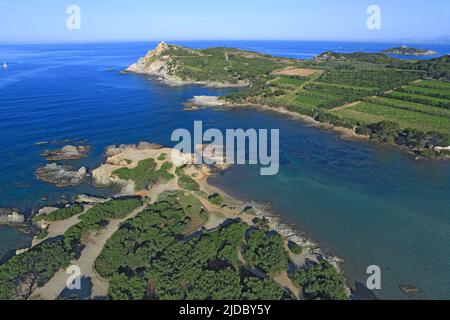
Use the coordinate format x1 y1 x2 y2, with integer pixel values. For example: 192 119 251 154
0 41 449 299
0 226 32 263
209 112 450 299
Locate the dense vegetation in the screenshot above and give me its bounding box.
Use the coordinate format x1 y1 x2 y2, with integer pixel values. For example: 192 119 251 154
0 240 73 300
244 229 289 274
113 158 174 191
0 198 143 300
34 205 84 222
291 260 348 300
64 198 142 246
0 189 347 301
94 191 298 300
355 120 450 157
401 55 450 81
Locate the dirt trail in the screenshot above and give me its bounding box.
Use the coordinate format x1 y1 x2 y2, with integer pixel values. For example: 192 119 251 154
29 145 320 300
273 272 301 299
32 206 93 247
30 169 182 301
332 100 362 111
30 203 147 300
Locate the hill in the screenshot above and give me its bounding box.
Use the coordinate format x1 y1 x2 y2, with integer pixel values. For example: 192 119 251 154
127 43 450 158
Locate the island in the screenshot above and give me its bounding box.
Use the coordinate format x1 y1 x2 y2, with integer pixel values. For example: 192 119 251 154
383 45 438 56
0 143 348 300
127 42 450 159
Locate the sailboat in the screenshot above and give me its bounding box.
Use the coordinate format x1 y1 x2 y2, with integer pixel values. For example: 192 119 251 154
3 62 7 70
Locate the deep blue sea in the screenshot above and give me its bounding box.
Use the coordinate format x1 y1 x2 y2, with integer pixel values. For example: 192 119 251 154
0 41 449 299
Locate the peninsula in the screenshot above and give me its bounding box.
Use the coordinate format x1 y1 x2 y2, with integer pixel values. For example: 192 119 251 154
127 42 450 160
0 143 348 300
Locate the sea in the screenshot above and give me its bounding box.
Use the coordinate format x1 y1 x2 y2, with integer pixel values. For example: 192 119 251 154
0 40 449 299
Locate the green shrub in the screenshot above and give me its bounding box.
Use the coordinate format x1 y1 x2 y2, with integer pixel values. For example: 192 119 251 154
208 193 223 206
157 153 167 161
108 273 147 300
113 158 174 191
34 205 84 222
241 277 283 300
36 227 49 240
244 229 289 274
64 198 142 246
355 126 372 136
176 166 200 191
288 242 303 255
0 240 73 300
291 261 348 300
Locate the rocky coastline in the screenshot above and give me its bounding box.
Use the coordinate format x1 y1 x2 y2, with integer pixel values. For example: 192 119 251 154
35 163 88 187
125 42 250 88
186 95 450 161
4 142 352 300
41 145 90 161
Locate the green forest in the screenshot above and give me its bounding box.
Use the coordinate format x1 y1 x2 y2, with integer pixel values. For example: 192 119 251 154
95 192 348 300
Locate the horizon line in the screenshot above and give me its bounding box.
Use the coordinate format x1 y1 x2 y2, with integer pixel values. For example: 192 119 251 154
1 38 449 46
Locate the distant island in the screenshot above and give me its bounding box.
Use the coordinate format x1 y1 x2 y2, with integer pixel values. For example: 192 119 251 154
383 45 438 56
127 42 450 160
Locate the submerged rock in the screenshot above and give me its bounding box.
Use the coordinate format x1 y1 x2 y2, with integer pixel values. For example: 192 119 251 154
399 285 421 296
41 145 90 161
0 208 26 225
36 163 88 187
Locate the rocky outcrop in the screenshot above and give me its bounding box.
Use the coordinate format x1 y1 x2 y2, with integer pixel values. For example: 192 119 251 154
105 142 162 157
0 208 26 225
399 285 421 296
314 51 346 62
35 207 59 220
74 195 110 205
185 96 230 107
126 42 182 85
36 163 87 187
41 145 90 161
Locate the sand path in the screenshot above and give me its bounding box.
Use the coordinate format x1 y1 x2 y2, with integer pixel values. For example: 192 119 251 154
30 168 184 300
30 203 147 300
29 145 317 300
273 271 301 299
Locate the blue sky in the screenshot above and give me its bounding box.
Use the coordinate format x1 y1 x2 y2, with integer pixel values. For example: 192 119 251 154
1 0 449 43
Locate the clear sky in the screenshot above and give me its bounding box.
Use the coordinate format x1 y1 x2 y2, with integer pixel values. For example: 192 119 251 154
1 0 449 43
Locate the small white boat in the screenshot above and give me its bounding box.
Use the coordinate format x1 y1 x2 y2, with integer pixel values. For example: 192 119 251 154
3 62 7 70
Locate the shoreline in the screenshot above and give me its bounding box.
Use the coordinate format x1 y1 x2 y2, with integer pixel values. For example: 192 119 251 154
5 143 352 299
187 95 450 161
207 170 348 278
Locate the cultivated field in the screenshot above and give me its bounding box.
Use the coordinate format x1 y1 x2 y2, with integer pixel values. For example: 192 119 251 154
331 80 450 135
